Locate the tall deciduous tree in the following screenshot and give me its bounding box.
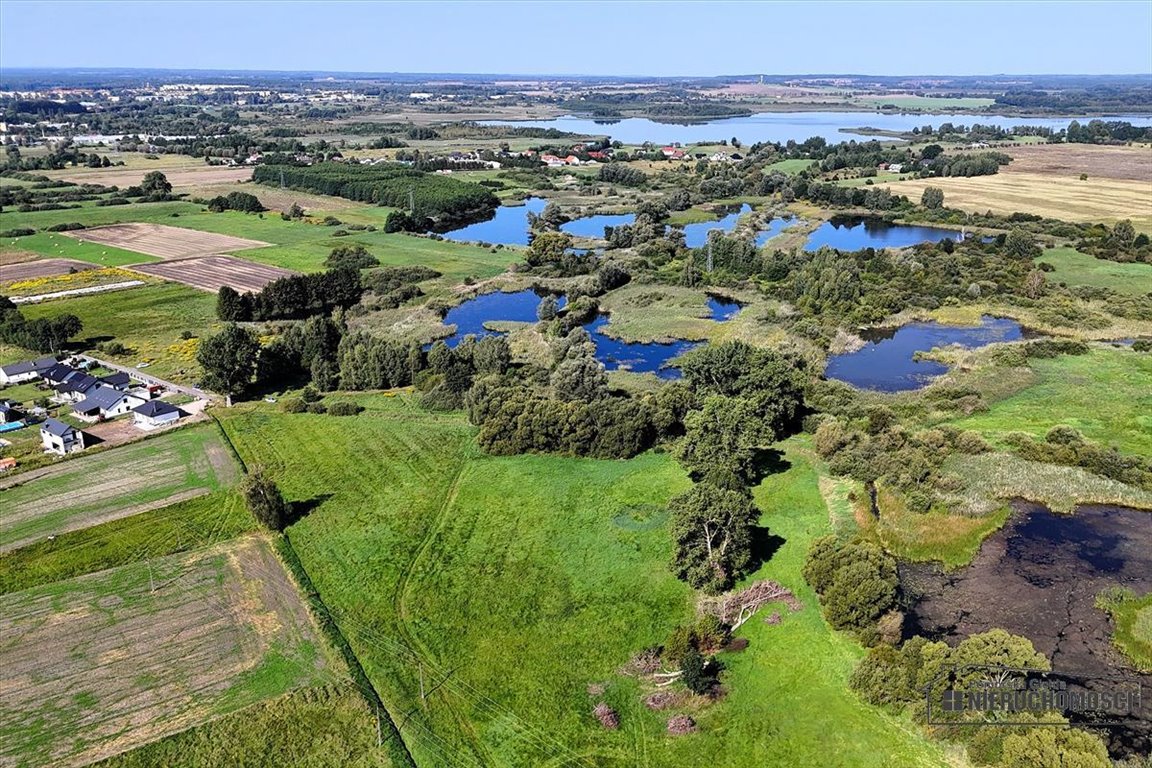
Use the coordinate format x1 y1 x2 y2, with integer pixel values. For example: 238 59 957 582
140 170 172 196
197 323 259 397
669 483 759 593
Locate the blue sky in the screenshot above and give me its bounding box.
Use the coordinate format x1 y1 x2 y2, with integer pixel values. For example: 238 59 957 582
2 1 1150 76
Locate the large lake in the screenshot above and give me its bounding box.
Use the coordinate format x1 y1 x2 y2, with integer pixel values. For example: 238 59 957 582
825 316 1024 391
481 112 1152 145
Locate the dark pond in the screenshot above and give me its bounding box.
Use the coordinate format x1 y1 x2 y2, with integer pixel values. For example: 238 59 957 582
804 216 962 251
560 212 637 239
480 112 1152 146
679 204 752 248
902 501 1152 757
436 289 738 376
441 197 547 246
824 315 1023 392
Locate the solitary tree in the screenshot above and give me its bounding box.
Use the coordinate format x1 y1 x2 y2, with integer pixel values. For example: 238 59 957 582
669 483 759 593
197 323 259 397
1004 229 1041 261
920 186 945 209
242 467 289 531
140 170 172 197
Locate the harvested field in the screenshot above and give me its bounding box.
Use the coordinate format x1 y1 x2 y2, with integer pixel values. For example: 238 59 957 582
0 258 95 281
883 172 1152 232
0 536 333 767
67 223 270 260
130 255 297 293
999 143 1152 182
0 425 236 552
53 165 253 189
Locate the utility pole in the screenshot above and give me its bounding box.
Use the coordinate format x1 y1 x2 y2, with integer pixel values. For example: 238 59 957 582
419 663 426 708
375 705 383 747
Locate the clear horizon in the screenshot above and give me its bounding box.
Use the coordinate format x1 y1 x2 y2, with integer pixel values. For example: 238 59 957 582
2 0 1151 77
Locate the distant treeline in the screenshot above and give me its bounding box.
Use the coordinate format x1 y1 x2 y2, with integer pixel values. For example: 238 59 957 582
252 162 499 221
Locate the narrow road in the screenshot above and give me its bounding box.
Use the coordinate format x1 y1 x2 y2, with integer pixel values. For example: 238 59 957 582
73 353 219 402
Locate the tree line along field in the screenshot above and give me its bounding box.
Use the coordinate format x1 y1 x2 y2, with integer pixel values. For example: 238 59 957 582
0 424 237 552
215 394 946 768
0 536 337 768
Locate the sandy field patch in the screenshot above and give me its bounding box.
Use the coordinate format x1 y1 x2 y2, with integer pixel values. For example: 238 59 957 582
52 165 253 189
66 223 270 260
130 255 296 293
1001 143 1152 182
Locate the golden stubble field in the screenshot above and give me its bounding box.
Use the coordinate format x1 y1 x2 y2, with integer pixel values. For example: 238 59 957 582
882 144 1152 232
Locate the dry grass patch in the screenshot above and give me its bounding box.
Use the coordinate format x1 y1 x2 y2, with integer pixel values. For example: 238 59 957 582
51 165 253 189
882 172 1152 232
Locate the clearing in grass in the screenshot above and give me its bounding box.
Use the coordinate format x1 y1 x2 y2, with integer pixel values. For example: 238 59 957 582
1036 247 1152 296
0 535 336 768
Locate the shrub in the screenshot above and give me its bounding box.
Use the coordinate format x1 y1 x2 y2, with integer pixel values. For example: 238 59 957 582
306 402 328 414
280 398 307 413
326 401 364 416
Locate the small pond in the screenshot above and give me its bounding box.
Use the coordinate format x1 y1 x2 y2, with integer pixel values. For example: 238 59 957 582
679 204 752 248
437 289 558 346
560 212 637 239
804 216 962 251
441 197 547 247
584 315 700 379
436 289 740 376
755 217 798 247
824 315 1023 392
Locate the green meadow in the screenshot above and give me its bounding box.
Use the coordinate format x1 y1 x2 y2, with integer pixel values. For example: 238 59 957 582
1037 246 1152 296
949 347 1152 456
216 395 946 768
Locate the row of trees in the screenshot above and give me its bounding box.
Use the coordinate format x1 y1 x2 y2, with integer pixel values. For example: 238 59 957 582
216 268 363 322
0 297 83 353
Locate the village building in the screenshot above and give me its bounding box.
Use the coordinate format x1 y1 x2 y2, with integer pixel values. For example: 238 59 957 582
0 356 57 386
40 418 85 455
72 387 149 421
133 399 183 429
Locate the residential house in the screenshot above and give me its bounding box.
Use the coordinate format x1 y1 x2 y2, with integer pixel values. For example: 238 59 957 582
540 154 566 167
72 387 148 421
40 418 85 455
133 399 183 429
0 356 57 385
99 372 132 390
42 363 79 387
661 146 687 160
54 371 102 402
0 401 23 424
888 163 904 173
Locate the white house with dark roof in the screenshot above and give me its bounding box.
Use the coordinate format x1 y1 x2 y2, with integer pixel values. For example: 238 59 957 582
133 399 182 429
72 387 148 421
54 372 102 403
40 418 85 455
0 356 57 385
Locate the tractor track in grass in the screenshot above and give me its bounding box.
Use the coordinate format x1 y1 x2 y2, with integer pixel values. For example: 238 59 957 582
388 460 497 766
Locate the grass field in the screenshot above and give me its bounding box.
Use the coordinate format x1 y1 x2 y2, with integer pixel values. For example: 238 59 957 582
0 486 251 595
1037 247 1152 296
764 158 818 175
949 348 1152 457
0 425 237 552
216 396 947 768
0 536 336 767
93 684 391 768
19 282 220 382
881 172 1152 232
1 201 521 280
852 95 996 110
